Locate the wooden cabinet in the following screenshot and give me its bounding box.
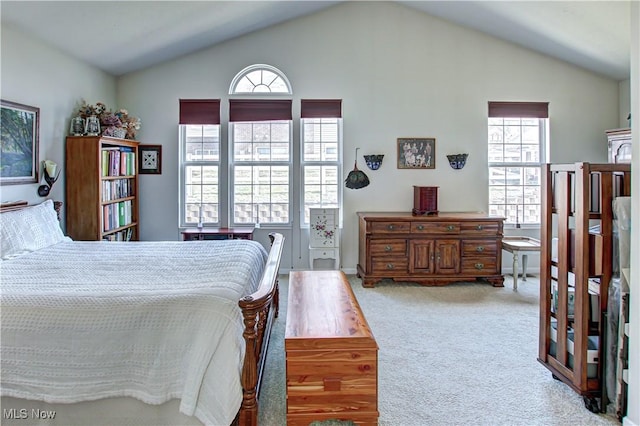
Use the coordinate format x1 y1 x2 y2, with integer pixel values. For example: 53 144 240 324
539 163 631 411
65 136 139 241
606 128 632 164
357 212 504 288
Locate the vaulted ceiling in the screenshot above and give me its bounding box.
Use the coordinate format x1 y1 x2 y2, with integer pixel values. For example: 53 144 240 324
1 1 631 80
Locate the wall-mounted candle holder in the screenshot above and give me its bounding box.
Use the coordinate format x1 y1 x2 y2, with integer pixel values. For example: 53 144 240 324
37 160 61 197
363 154 384 170
447 153 468 170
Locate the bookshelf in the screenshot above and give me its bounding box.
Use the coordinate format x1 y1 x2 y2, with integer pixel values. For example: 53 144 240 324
539 163 631 412
65 136 139 241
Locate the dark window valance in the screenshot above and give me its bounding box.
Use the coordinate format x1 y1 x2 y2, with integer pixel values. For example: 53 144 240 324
488 101 549 118
301 99 342 118
229 100 292 122
179 99 221 125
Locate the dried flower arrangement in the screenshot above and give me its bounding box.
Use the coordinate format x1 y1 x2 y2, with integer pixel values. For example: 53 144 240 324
78 101 141 140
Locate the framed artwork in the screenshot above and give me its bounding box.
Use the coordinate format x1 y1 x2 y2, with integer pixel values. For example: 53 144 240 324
397 137 435 169
1 100 39 185
138 144 162 174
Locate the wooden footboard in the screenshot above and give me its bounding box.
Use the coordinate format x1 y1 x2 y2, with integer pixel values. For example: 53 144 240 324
237 232 284 426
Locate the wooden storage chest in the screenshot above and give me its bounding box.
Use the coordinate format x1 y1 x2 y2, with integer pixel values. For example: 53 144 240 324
285 271 378 425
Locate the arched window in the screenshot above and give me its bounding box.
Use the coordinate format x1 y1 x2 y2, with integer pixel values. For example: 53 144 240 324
229 64 292 94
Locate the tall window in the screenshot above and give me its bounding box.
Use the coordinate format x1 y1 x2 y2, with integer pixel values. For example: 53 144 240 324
488 102 548 226
301 99 342 224
229 99 292 225
178 100 221 227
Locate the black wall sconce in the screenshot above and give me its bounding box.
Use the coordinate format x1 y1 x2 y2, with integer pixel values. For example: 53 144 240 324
38 160 60 197
446 153 468 170
364 154 384 170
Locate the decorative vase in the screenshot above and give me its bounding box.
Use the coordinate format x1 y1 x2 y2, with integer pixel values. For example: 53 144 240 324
112 127 127 139
85 115 101 136
70 116 85 136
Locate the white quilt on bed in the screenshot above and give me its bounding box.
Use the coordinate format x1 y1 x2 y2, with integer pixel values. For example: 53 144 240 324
0 239 268 426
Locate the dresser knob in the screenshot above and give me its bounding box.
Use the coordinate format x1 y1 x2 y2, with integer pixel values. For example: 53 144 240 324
476 225 484 230
446 225 455 231
417 224 424 230
386 263 394 269
387 224 395 230
476 246 485 252
384 245 392 252
475 263 484 270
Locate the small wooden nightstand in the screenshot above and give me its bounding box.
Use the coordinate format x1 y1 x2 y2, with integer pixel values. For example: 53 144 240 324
181 228 254 241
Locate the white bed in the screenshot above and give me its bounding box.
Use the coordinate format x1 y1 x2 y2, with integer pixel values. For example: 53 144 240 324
0 200 284 425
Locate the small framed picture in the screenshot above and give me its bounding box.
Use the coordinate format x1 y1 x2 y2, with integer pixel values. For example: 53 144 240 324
397 137 435 169
138 144 162 174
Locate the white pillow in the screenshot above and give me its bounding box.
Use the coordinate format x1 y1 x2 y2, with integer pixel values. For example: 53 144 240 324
0 199 71 260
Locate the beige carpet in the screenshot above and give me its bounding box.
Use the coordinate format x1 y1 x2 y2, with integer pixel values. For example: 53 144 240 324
258 274 619 426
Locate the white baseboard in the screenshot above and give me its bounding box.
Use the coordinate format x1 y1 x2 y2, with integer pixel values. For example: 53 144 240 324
623 417 639 426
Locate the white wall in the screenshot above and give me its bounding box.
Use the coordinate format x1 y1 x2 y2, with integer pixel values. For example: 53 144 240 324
0 23 116 228
624 3 639 425
0 1 637 420
117 1 619 271
620 79 631 127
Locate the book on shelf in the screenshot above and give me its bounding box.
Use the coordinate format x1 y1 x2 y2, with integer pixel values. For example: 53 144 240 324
101 146 136 177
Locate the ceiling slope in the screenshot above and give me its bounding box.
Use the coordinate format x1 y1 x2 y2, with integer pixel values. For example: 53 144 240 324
0 1 631 80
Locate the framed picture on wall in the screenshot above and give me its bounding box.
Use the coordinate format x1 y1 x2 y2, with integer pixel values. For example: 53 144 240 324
138 145 162 174
397 137 435 169
0 99 40 185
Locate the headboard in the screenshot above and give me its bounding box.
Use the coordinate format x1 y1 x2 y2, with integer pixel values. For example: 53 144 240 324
0 200 62 220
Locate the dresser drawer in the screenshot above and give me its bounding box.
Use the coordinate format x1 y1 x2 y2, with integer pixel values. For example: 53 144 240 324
460 221 500 235
371 258 408 274
368 221 411 233
411 222 459 234
461 257 498 274
370 239 407 256
462 240 498 256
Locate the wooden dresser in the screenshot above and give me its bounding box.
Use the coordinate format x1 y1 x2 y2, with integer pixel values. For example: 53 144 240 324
357 212 504 288
286 271 378 425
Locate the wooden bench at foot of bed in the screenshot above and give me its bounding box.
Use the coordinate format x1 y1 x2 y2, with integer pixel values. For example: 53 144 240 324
285 271 379 426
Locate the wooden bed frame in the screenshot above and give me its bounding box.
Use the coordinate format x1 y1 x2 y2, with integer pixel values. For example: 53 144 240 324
0 202 284 426
539 162 630 410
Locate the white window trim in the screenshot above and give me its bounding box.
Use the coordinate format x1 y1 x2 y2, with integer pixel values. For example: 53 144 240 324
488 118 548 229
178 124 222 228
300 117 343 228
229 120 293 227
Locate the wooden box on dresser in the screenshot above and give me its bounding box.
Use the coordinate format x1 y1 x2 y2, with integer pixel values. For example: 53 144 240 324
357 212 504 288
65 136 139 241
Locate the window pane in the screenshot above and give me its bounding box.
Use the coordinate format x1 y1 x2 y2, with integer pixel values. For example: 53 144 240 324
524 167 540 185
489 187 505 204
488 144 504 162
234 123 252 142
301 118 341 225
522 144 540 163
489 167 506 185
488 125 504 143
